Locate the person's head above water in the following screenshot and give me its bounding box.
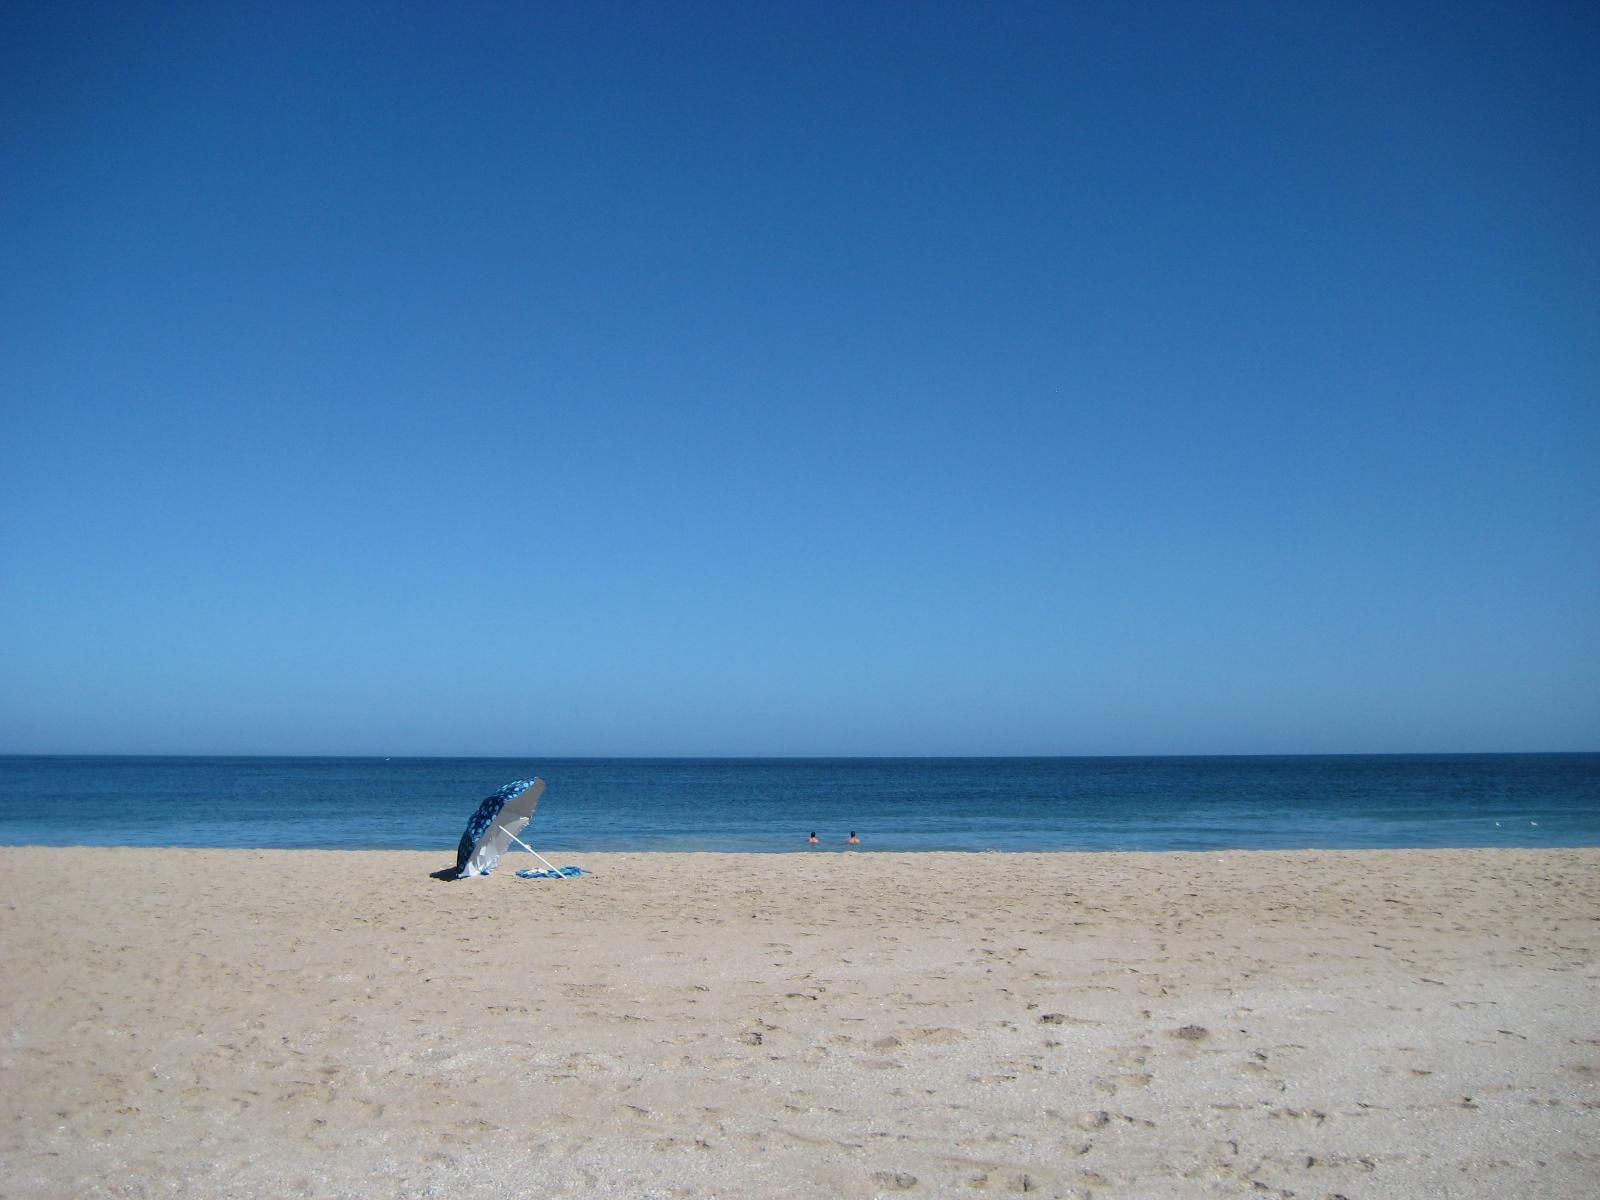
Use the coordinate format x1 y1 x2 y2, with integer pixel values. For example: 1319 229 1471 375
847 831 860 843
808 832 818 843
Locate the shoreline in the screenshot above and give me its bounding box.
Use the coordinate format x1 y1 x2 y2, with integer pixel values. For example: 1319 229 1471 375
3 846 1597 1197
3 842 1595 855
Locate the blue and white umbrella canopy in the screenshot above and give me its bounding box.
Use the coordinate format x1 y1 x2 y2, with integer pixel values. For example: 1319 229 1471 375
454 778 546 878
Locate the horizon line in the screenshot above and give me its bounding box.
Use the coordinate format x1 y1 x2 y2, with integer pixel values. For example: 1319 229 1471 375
2 749 1595 761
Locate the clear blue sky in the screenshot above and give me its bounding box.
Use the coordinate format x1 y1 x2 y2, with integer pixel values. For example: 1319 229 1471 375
2 1 1595 756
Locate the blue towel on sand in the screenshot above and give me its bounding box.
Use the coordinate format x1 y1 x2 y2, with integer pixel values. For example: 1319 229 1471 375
515 865 586 879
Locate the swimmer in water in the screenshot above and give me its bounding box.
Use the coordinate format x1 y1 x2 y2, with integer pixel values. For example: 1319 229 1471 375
808 832 818 844
847 831 860 844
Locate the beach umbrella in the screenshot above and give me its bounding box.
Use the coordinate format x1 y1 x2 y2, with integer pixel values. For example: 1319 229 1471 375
453 777 560 878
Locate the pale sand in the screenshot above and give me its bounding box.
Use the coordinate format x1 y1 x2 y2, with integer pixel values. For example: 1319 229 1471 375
2 848 1597 1199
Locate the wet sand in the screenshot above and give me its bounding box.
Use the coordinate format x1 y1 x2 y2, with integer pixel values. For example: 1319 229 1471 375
2 846 1597 1198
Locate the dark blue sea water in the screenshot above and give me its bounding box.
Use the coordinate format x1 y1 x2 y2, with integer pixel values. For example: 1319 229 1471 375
0 754 1596 854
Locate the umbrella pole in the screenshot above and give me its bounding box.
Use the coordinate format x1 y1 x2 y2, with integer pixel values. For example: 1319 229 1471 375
504 830 567 877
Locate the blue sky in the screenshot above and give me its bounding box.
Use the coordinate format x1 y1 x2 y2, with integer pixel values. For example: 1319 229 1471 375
2 1 1595 756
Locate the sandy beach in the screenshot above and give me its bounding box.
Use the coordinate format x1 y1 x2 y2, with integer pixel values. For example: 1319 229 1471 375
1 847 1596 1198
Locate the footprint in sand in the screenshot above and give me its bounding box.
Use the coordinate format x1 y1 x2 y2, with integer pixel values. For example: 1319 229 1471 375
870 1170 917 1190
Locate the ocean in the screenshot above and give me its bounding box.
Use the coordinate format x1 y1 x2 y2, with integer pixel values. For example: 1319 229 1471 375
0 754 1596 855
